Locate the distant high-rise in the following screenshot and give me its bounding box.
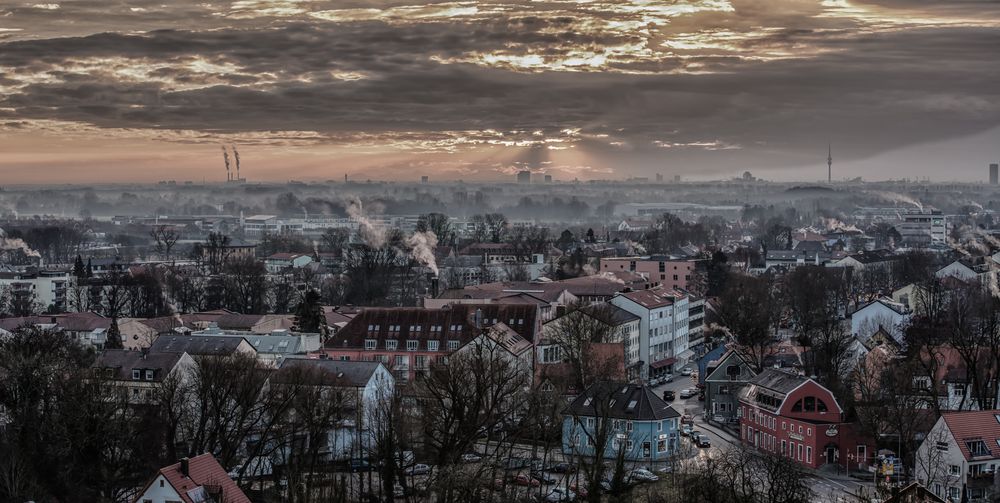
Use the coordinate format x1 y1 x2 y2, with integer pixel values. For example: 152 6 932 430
517 170 531 184
421 175 429 184
990 163 999 185
827 144 833 183
544 174 553 183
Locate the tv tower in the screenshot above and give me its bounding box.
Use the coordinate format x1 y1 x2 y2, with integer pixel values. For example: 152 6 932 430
827 144 832 183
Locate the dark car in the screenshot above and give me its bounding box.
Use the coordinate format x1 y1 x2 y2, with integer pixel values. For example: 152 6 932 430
663 390 675 401
349 459 373 472
546 462 577 473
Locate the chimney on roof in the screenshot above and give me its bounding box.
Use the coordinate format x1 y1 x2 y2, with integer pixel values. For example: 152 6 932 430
474 308 483 329
180 457 190 477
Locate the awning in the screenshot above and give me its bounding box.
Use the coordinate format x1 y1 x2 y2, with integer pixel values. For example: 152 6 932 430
650 357 677 370
676 350 694 361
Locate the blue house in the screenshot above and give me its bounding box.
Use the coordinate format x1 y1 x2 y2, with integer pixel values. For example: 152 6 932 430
562 382 681 462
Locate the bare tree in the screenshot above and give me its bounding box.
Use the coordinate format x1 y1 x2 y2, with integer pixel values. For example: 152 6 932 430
714 272 780 372
149 225 180 258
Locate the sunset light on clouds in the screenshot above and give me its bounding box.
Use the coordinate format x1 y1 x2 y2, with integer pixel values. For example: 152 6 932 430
1 0 999 183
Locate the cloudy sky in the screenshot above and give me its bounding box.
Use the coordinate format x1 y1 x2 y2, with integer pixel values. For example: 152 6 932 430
1 0 999 184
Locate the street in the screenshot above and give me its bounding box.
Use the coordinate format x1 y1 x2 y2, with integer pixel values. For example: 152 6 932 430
650 368 876 502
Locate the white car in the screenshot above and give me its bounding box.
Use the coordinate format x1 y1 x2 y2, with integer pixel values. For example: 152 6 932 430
461 453 482 463
405 463 431 476
681 368 693 376
662 373 674 383
679 388 697 399
629 468 659 482
544 488 577 502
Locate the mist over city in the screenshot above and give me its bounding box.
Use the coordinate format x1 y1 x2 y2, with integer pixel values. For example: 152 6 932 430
2 1 1000 503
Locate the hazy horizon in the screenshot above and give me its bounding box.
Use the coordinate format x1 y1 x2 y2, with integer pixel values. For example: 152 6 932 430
1 0 999 184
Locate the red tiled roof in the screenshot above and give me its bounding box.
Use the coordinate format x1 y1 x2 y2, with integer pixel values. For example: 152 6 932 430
140 453 250 503
941 410 1000 461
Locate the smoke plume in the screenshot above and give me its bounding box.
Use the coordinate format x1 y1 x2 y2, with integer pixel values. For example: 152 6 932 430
0 227 41 258
345 196 386 247
406 231 439 276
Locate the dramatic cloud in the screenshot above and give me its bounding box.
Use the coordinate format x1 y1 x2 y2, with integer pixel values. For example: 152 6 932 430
0 0 998 183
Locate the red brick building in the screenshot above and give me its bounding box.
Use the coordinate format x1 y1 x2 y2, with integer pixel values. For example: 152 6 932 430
318 303 539 383
739 368 873 470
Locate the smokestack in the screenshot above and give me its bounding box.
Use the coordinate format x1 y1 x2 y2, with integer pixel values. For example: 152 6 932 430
232 145 241 181
222 146 231 182
180 457 190 477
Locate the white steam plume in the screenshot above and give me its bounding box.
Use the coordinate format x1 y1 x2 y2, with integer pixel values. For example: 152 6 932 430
870 191 923 212
345 196 386 248
406 231 439 276
0 227 41 258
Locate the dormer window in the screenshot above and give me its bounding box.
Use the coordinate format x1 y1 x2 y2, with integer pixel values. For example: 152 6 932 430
145 369 154 381
132 369 140 380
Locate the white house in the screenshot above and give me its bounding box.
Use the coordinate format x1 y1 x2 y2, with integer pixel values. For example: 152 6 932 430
133 453 250 503
850 297 910 344
93 349 196 404
936 258 995 287
272 357 395 461
539 303 641 378
915 410 1000 502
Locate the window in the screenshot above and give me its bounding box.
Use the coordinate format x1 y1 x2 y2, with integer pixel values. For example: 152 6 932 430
806 446 812 464
781 440 787 455
386 340 398 351
145 369 154 380
340 355 350 361
406 340 418 351
428 340 439 351
967 440 990 457
587 418 595 428
857 445 866 460
132 369 140 380
415 356 428 369
394 355 407 368
954 384 967 396
365 339 376 350
949 465 960 475
626 421 633 432
797 444 803 461
807 428 812 437
719 385 730 395
782 421 786 431
626 440 634 451
657 422 663 432
447 340 459 351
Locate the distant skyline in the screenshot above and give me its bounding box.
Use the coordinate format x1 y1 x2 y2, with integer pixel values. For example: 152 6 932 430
1 0 999 184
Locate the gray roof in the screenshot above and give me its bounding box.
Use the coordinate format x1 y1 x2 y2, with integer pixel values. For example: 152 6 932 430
275 357 383 387
243 335 303 355
581 303 641 325
563 381 679 421
747 368 808 394
149 335 253 356
94 349 184 381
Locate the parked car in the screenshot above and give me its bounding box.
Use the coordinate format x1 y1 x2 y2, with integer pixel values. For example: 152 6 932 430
570 484 588 498
662 373 674 383
679 388 697 399
547 462 577 473
544 488 577 502
689 430 702 441
629 468 660 483
461 453 482 463
405 464 432 476
681 424 693 436
663 390 675 401
397 450 415 467
511 474 541 487
695 434 712 448
349 458 374 472
531 470 557 485
711 414 726 423
680 368 692 376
